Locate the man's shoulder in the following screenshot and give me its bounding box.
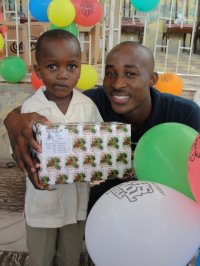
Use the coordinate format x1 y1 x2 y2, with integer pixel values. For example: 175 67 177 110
152 87 199 110
150 87 200 132
83 86 105 101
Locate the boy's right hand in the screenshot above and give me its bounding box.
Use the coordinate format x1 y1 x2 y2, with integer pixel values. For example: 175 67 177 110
4 107 50 183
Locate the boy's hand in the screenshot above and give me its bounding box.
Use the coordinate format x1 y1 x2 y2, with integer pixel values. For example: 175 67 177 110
4 107 50 176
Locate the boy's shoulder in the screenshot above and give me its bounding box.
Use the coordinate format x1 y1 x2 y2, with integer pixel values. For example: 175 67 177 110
21 87 45 113
73 88 98 106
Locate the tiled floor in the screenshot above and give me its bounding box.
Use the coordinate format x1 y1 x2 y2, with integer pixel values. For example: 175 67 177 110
154 51 200 76
0 211 26 252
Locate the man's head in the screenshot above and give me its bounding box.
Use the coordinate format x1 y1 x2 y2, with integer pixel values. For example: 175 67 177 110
103 41 158 124
34 29 81 101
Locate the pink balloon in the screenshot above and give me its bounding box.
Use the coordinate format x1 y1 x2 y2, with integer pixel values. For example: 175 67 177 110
188 134 200 203
72 0 102 27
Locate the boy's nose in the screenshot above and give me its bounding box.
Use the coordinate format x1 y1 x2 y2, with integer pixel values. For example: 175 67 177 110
57 68 68 79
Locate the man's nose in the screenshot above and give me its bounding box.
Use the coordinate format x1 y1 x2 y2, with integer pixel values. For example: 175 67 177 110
112 76 126 90
57 68 68 79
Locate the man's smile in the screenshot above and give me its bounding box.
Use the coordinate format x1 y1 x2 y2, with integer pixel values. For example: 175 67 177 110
111 94 130 104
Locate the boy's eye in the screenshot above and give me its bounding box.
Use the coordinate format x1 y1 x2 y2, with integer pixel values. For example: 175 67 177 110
68 64 77 70
48 64 57 70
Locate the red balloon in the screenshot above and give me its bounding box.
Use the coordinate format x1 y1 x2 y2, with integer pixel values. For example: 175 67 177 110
188 134 200 204
1 25 7 37
31 71 44 90
72 0 102 27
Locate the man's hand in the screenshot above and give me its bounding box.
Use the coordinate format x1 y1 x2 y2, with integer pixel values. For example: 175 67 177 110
27 158 45 190
4 107 50 178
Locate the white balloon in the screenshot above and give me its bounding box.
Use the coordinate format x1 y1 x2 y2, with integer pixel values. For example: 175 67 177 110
85 181 200 266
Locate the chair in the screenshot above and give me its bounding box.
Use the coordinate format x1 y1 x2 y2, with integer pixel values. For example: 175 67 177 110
121 17 144 44
161 20 193 53
193 22 200 54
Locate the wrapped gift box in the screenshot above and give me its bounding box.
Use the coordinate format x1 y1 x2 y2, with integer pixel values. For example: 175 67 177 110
33 122 133 185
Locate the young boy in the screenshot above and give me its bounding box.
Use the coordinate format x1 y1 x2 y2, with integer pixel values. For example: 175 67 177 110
21 29 103 266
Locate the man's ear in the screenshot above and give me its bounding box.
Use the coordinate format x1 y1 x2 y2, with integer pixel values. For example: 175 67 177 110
33 64 42 79
150 72 158 87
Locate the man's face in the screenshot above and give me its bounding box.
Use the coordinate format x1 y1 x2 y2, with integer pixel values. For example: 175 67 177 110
34 38 81 101
103 45 157 119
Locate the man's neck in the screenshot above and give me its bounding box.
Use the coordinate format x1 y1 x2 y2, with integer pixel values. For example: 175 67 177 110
122 94 152 128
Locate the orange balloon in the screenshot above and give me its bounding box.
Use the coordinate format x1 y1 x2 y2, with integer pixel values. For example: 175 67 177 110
155 72 183 96
31 71 44 90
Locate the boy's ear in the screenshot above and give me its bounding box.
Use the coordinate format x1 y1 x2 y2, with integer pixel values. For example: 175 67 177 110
33 64 42 79
150 72 158 87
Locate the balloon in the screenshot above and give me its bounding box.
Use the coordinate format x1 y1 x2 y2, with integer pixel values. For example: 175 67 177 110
50 22 78 37
188 134 200 204
155 72 183 96
76 64 98 90
31 71 44 90
0 56 26 83
1 25 7 37
134 123 198 200
48 0 76 27
86 181 200 266
0 33 4 51
72 0 102 27
130 0 160 12
29 0 51 22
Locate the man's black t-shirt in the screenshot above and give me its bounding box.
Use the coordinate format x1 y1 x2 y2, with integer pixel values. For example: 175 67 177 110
84 86 200 213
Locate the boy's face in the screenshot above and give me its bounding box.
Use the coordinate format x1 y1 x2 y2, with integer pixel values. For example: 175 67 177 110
103 44 157 119
34 38 81 101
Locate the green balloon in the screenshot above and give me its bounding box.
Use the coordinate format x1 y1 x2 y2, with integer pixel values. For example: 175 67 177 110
50 22 78 37
0 56 26 83
134 123 198 200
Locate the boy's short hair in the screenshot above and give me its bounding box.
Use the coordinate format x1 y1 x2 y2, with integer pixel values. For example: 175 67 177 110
35 29 81 63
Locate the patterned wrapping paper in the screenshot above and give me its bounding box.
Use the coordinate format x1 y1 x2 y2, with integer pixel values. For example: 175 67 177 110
33 122 133 186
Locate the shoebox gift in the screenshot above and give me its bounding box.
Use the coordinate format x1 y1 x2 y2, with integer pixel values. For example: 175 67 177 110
33 122 133 185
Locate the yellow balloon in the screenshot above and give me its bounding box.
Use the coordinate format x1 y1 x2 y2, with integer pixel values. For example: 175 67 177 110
0 33 4 51
47 0 76 27
77 65 98 91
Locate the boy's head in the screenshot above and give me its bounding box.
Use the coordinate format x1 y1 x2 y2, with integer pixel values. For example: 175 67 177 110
34 29 81 102
35 29 81 64
103 41 158 120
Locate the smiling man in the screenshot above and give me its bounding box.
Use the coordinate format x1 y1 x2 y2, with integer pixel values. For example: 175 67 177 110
84 41 200 151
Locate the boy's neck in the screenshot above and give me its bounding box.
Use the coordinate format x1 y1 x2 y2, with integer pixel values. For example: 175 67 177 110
44 90 73 115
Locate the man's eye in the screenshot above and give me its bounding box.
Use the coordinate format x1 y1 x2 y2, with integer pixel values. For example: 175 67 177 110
48 64 57 70
126 72 135 77
126 72 136 78
68 64 77 70
105 71 117 77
